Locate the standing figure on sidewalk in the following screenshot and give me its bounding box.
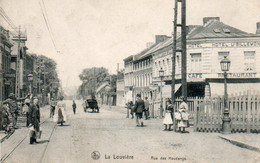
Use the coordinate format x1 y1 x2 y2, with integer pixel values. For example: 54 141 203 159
163 98 174 131
3 93 29 129
126 101 134 119
49 98 56 118
54 96 67 126
28 98 41 144
175 98 189 133
72 100 77 114
144 97 150 120
2 104 11 133
133 94 145 127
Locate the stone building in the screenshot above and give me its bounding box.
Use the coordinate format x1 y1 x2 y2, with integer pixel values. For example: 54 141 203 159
123 35 170 102
0 26 14 101
152 17 260 98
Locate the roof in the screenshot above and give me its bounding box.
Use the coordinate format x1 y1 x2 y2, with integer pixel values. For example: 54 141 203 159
188 19 258 39
127 19 260 62
96 82 109 93
142 20 260 55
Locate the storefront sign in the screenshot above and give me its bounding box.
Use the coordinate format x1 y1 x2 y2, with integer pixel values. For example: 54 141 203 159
188 41 260 49
218 73 257 78
188 73 203 79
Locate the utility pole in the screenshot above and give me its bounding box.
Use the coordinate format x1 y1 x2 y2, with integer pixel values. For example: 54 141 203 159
15 26 21 98
181 0 187 101
172 0 187 101
171 0 178 104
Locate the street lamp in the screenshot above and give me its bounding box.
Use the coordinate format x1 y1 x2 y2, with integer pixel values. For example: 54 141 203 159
28 74 33 94
220 56 231 134
159 67 164 118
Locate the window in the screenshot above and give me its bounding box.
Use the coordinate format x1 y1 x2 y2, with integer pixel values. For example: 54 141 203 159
244 51 255 71
190 53 202 72
213 29 221 33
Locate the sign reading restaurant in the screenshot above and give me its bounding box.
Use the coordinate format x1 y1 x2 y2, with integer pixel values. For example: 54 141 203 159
218 73 257 78
188 41 260 49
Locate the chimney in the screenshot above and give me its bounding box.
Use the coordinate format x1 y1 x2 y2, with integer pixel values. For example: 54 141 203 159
155 35 170 44
203 17 220 25
256 22 260 34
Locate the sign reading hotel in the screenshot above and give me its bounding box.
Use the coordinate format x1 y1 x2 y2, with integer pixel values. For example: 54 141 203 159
188 41 260 49
218 73 257 78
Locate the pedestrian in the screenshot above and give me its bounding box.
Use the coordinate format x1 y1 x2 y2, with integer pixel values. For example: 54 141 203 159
23 98 31 127
1 104 11 133
126 101 134 119
144 97 150 120
163 98 173 131
3 93 29 129
50 97 56 118
175 97 189 133
54 96 66 126
82 100 87 112
28 97 41 144
72 100 77 114
133 94 145 127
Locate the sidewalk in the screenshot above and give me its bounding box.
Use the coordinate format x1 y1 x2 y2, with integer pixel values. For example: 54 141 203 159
102 105 260 153
0 105 50 143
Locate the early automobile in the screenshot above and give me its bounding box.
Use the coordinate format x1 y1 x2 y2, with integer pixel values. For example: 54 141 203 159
84 96 99 113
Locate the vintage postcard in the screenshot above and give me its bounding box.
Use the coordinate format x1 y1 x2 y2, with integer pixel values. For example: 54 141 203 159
0 0 260 162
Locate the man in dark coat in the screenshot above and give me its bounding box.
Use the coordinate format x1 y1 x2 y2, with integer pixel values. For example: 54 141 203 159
133 94 145 127
29 98 41 144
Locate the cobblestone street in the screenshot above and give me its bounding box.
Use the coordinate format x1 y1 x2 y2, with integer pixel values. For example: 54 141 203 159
1 101 259 163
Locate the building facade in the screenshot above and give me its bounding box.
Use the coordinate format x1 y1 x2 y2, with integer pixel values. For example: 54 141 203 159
0 26 14 101
123 35 170 102
153 17 260 98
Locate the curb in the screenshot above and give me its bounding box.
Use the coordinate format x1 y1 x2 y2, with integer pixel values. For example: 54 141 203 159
0 129 15 143
218 136 260 153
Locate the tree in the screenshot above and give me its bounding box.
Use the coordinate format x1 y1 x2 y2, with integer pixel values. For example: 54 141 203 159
31 54 60 98
78 67 109 98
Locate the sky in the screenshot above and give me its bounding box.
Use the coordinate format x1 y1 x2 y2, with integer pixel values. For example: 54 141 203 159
1 0 260 89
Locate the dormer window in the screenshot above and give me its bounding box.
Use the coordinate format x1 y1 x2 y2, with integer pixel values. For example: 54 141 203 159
213 29 221 33
223 28 231 33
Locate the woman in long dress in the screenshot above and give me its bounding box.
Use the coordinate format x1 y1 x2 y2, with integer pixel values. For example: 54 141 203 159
54 96 67 126
163 98 173 131
176 98 189 133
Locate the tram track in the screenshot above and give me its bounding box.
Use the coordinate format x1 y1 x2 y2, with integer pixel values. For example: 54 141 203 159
0 117 56 163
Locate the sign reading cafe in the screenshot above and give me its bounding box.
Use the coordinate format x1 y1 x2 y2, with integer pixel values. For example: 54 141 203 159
188 41 260 49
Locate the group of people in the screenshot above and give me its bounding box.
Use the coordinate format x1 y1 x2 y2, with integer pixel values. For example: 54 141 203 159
163 97 189 133
1 93 73 144
2 93 41 144
126 94 189 132
126 94 150 127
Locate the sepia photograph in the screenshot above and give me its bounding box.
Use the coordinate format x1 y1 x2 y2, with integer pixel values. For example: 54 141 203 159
0 0 260 162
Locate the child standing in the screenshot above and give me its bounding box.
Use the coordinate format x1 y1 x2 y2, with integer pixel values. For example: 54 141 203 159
163 98 173 131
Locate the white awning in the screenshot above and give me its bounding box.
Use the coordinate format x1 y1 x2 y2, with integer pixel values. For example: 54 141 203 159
209 83 260 97
162 84 181 98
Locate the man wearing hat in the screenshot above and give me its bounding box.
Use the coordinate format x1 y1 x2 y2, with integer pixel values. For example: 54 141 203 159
3 93 29 129
133 94 145 127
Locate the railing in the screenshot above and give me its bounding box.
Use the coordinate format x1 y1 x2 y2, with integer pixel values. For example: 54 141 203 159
194 91 260 133
150 97 204 123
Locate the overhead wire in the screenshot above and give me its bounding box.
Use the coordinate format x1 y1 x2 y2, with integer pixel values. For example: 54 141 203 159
0 7 18 33
38 0 58 52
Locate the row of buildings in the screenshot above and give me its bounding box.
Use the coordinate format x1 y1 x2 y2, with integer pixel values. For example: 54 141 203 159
122 17 260 103
0 26 52 103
